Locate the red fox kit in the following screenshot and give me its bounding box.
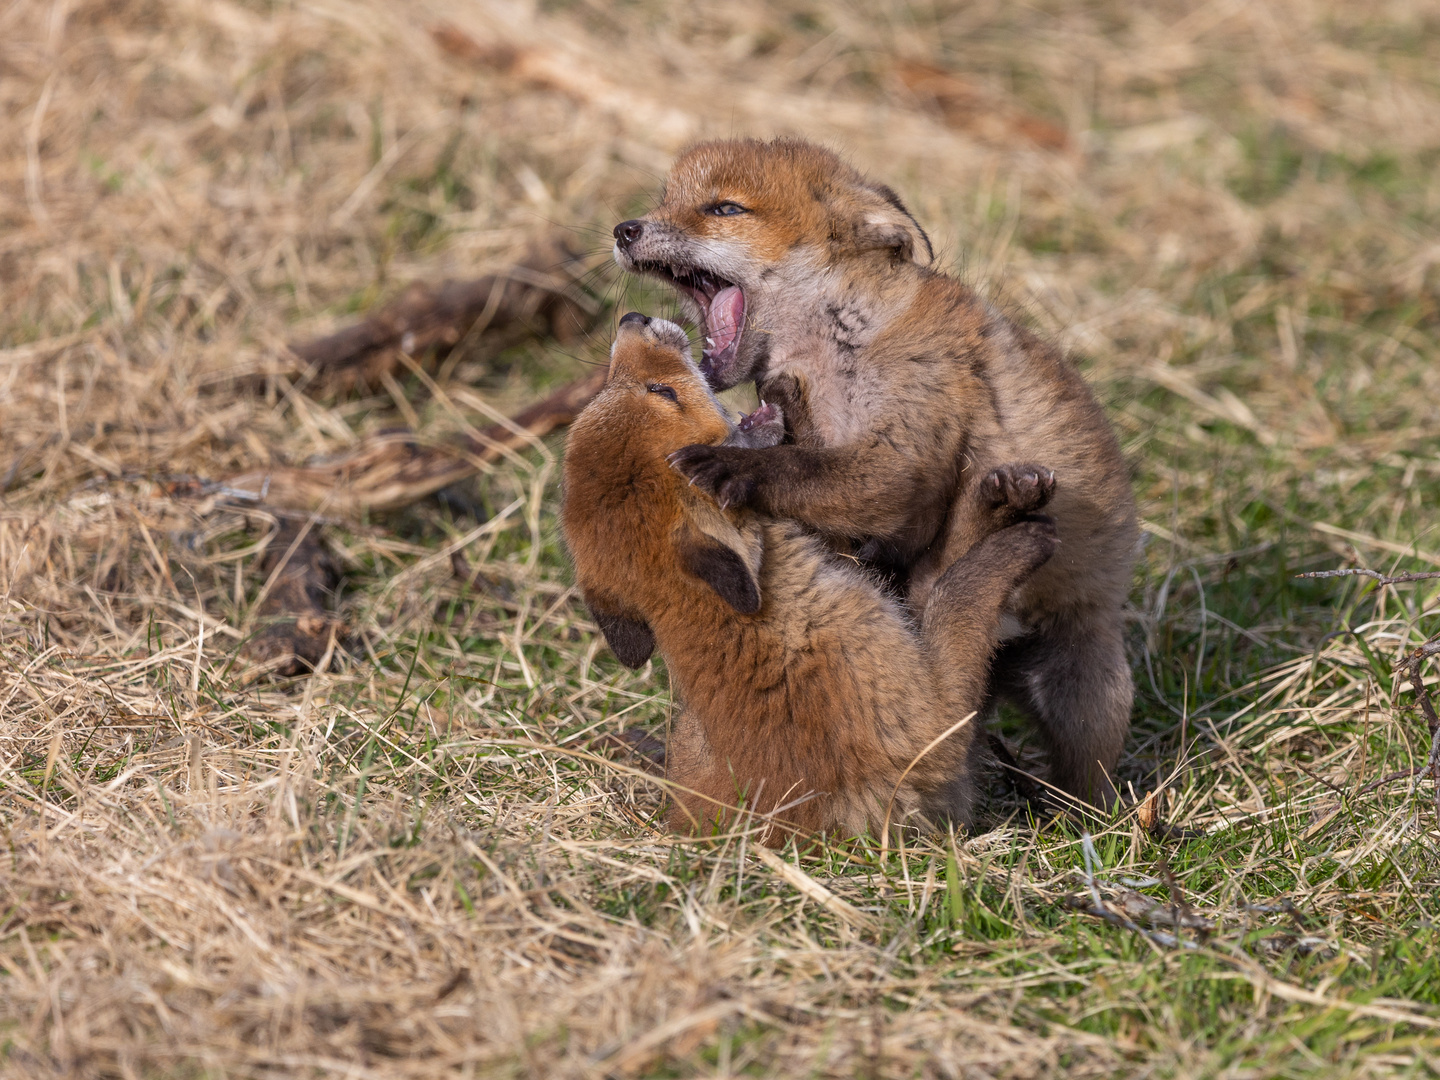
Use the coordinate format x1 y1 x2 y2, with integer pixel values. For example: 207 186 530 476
613 138 1140 809
561 313 1057 840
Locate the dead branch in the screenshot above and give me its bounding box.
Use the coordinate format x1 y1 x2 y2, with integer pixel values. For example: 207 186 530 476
1297 568 1440 586
1402 634 1440 823
1356 766 1426 794
1428 726 1440 821
221 241 606 675
1402 634 1440 735
222 366 607 516
1069 833 1200 951
1061 895 1201 950
283 239 597 393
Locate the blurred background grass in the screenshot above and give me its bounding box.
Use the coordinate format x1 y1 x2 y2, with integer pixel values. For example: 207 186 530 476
1 1 1438 1076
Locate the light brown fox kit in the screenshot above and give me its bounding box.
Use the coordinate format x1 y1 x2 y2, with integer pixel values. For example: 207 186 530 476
613 138 1139 808
561 314 1057 841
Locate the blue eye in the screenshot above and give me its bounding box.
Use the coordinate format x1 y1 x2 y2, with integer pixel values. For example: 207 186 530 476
708 201 748 216
648 383 679 403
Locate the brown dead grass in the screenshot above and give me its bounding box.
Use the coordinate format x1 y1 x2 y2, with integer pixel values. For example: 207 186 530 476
3 0 1440 1077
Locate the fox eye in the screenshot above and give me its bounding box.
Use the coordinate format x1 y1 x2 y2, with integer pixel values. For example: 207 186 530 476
706 201 749 216
648 383 679 403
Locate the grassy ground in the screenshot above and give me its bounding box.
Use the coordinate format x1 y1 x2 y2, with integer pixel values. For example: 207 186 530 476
2 0 1439 1076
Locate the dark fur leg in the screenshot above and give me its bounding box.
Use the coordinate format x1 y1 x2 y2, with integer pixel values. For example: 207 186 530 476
992 611 1132 812
914 520 1059 827
666 441 954 560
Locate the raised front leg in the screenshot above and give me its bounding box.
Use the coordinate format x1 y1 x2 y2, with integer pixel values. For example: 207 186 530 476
903 461 1056 606
667 440 956 562
919 520 1059 729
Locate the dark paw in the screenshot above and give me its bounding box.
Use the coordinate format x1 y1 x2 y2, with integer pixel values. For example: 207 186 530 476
667 444 758 509
1006 516 1060 573
980 463 1056 519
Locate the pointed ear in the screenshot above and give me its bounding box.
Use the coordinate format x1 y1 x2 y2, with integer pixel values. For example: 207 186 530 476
674 505 764 615
846 183 933 266
679 536 761 614
584 595 655 669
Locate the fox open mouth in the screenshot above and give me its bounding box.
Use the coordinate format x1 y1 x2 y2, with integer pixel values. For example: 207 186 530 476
633 261 745 385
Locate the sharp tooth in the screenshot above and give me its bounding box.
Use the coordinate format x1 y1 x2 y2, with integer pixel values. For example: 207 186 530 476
705 336 715 347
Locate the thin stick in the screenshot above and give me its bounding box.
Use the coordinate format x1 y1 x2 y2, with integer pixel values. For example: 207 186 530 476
1296 569 1440 586
1356 766 1424 794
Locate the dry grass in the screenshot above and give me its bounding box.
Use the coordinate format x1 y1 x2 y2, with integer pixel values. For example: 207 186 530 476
3 0 1440 1076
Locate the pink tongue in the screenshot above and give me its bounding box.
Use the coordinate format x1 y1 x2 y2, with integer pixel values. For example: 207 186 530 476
705 286 744 354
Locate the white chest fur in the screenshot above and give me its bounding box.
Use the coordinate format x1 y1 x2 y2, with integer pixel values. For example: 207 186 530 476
761 269 894 446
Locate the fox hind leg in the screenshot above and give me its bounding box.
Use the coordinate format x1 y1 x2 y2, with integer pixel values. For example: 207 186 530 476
992 609 1132 813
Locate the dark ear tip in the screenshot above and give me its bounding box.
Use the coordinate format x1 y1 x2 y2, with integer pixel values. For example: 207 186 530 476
679 538 762 615
591 606 656 669
732 578 762 614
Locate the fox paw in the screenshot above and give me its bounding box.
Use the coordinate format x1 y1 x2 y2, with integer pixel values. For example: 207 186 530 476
980 463 1056 519
667 444 759 510
1002 516 1060 574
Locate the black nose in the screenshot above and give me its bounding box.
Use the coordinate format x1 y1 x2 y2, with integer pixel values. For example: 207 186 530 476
618 311 650 328
613 219 644 250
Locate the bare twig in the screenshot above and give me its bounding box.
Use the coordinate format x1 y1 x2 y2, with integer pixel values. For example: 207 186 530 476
1356 766 1426 794
1296 568 1440 586
1067 833 1199 951
1396 633 1440 825
1402 634 1440 735
1424 715 1440 824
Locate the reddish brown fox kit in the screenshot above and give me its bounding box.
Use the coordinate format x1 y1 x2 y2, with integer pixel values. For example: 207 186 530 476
561 314 1057 841
613 138 1140 809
